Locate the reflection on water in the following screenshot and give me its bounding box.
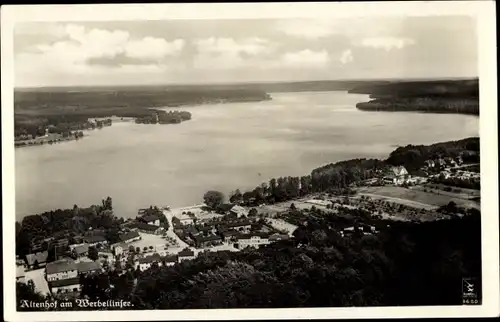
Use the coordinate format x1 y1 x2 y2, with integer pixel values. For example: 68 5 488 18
15 91 479 220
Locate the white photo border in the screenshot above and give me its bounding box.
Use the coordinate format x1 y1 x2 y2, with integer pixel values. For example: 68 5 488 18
2 1 498 321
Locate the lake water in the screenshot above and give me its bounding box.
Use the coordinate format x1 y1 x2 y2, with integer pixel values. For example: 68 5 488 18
15 91 479 220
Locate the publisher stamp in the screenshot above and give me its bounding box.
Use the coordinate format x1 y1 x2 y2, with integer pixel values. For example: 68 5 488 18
462 277 479 305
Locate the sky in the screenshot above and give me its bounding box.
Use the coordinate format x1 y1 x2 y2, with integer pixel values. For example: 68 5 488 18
14 16 478 87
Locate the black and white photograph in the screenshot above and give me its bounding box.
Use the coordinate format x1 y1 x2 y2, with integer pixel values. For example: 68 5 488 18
2 2 498 321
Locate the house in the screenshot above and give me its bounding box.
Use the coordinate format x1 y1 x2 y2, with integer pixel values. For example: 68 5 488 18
54 238 69 248
178 249 196 262
25 251 49 269
383 166 410 185
185 225 200 238
424 160 436 168
195 224 217 235
138 253 162 271
83 235 108 248
221 230 240 242
179 216 195 225
139 214 161 227
76 261 102 276
229 205 248 218
235 232 271 249
119 231 142 243
49 277 81 296
16 266 26 283
134 222 163 235
72 244 89 258
163 255 178 267
192 234 222 248
111 242 130 257
269 233 290 242
223 219 253 232
45 259 78 282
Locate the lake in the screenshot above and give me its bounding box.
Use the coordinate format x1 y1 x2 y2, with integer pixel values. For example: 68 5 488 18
15 91 479 220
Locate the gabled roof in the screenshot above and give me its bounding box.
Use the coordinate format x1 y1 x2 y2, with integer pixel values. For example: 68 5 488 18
178 249 195 257
76 261 102 273
392 166 408 177
83 235 107 243
73 244 89 255
138 253 162 264
141 214 160 223
163 255 178 263
135 222 160 231
25 251 48 266
230 205 247 213
46 259 77 275
237 232 271 240
119 231 140 242
221 230 240 238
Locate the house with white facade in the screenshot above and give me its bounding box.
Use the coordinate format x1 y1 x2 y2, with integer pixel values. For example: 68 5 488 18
178 249 196 262
45 259 78 282
83 235 108 248
49 278 81 296
163 255 178 267
137 253 162 271
76 261 102 276
139 214 161 227
229 205 248 218
235 232 271 249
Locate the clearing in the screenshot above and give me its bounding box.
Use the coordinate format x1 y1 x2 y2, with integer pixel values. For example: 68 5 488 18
357 186 480 210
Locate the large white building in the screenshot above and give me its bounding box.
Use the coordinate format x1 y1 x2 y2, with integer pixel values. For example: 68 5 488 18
45 259 78 282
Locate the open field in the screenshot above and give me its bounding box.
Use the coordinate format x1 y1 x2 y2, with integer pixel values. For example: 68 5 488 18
415 184 480 199
24 268 50 295
127 232 178 254
357 186 480 210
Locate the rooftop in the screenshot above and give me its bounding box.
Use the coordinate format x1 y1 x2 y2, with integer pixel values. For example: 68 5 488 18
73 244 89 255
141 214 161 223
178 249 195 257
46 259 77 275
163 255 178 263
138 253 162 264
83 235 107 243
119 231 140 242
25 251 48 266
76 261 102 273
135 222 161 231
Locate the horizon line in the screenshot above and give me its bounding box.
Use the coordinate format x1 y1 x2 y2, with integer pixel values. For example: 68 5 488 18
14 76 479 91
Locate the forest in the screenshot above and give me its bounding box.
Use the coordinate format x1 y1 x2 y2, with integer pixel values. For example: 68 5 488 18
350 79 479 115
230 137 479 206
14 87 270 138
17 205 481 310
15 197 123 259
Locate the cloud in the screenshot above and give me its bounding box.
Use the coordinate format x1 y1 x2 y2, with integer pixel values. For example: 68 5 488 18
192 37 277 70
358 36 416 51
194 37 275 56
281 49 330 67
21 23 184 73
126 37 185 60
339 49 353 64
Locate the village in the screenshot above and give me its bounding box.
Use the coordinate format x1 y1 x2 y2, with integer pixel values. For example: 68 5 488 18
15 154 479 300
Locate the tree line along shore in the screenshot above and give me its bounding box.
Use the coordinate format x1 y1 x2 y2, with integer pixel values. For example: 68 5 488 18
14 79 478 145
16 136 481 309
